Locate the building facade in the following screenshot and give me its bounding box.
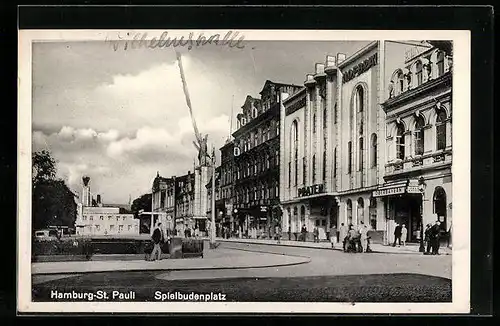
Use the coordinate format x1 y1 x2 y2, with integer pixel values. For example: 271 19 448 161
150 173 176 236
233 81 302 238
280 41 426 243
218 140 235 234
75 177 139 236
377 43 453 245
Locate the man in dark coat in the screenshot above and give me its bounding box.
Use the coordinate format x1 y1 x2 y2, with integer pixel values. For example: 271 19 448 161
301 224 307 242
424 223 433 254
150 224 163 261
431 221 442 255
393 223 402 247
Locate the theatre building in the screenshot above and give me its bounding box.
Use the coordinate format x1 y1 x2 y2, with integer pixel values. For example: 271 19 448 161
377 43 453 245
281 41 421 243
150 173 176 235
233 81 302 238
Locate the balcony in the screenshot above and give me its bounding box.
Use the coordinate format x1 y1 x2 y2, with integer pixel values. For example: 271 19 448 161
385 149 452 177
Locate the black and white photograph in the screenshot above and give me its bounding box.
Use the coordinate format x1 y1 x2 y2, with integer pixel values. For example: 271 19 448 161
17 30 470 314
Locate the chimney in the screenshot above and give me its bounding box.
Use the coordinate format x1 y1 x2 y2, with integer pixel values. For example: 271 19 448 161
97 194 102 207
337 53 346 64
315 63 325 74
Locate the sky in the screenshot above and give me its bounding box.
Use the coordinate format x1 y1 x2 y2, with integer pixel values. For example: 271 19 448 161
32 39 371 204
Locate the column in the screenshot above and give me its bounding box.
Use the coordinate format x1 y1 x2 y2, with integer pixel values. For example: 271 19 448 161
364 197 371 226
150 214 154 235
446 119 452 149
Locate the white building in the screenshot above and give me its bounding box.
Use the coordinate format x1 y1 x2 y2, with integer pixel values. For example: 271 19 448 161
74 177 139 236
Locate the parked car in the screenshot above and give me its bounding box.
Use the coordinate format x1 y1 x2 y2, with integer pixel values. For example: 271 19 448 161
34 229 59 241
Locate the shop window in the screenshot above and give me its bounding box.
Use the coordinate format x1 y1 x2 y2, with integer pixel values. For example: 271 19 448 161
315 220 320 227
396 123 405 160
436 110 447 150
371 133 378 167
414 116 425 155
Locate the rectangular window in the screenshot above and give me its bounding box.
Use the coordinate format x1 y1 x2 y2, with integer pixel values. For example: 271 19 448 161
436 124 446 150
119 225 124 232
414 130 424 155
89 216 93 221
100 216 104 220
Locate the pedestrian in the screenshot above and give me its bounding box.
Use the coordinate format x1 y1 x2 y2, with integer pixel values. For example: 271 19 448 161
424 223 432 254
401 224 408 247
357 221 365 252
348 225 358 253
339 223 348 252
313 226 319 243
329 224 337 249
275 225 282 244
301 224 307 242
360 223 369 253
432 221 442 255
150 223 163 261
393 223 402 247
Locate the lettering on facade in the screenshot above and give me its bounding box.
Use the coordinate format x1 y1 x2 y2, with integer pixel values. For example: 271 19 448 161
285 97 306 116
373 186 406 197
342 53 378 84
298 184 325 197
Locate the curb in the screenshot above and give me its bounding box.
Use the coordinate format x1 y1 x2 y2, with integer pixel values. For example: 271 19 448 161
31 256 310 276
217 239 451 256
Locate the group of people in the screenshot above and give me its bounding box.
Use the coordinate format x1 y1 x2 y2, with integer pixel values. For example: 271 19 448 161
337 221 372 253
424 221 444 255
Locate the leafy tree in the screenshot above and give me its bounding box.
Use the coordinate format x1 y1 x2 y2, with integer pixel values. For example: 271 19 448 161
131 193 152 219
32 151 77 231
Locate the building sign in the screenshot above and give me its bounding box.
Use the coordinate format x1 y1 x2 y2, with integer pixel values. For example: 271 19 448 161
285 96 306 116
373 186 406 197
342 53 378 83
406 179 422 194
298 184 325 197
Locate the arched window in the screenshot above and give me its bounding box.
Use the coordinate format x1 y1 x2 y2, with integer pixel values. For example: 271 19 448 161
291 120 299 186
334 102 338 124
437 51 445 76
371 133 378 167
436 110 447 150
346 199 353 225
313 113 317 133
369 197 377 229
357 198 364 224
355 86 364 112
333 147 337 177
359 137 364 171
302 157 306 185
252 106 258 119
322 151 327 182
323 106 327 129
312 154 317 184
396 123 406 160
416 61 423 86
414 116 425 155
397 71 405 94
347 141 353 173
433 186 447 231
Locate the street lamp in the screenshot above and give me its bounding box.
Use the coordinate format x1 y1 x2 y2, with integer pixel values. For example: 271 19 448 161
418 176 427 253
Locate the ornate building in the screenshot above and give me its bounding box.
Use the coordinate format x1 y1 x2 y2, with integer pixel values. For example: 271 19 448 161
233 81 302 238
151 173 176 235
377 42 452 245
281 41 425 243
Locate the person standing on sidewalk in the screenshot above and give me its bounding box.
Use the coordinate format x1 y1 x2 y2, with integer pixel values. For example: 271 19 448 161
329 224 337 249
424 223 432 254
150 224 163 261
393 223 402 247
275 225 282 244
301 224 307 242
431 221 442 255
401 224 408 247
339 223 348 252
313 226 319 243
360 223 369 253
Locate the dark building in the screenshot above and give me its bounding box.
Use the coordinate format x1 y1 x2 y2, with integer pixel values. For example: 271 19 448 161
174 171 197 235
232 80 302 238
218 140 235 235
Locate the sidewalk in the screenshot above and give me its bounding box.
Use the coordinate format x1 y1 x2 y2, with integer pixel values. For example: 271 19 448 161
31 248 310 275
217 237 452 255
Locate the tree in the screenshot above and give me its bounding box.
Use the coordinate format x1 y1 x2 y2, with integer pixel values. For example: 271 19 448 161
131 193 152 219
32 151 77 231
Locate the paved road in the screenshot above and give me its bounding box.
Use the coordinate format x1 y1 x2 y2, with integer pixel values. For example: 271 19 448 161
32 242 451 302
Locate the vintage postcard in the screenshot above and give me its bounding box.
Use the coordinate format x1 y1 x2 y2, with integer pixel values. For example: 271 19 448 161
18 29 470 314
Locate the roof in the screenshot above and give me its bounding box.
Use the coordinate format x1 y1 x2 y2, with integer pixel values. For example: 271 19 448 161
258 80 302 95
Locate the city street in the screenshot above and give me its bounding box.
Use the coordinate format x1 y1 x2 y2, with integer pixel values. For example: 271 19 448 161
32 241 451 302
